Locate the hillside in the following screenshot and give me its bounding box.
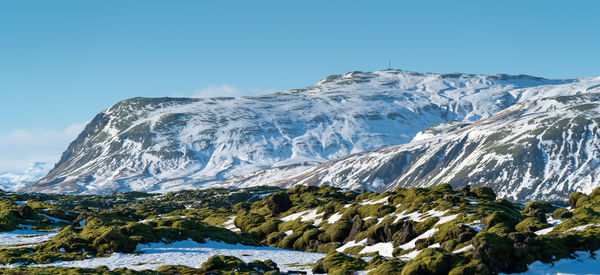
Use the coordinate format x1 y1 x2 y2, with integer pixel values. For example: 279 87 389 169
23 70 597 195
230 92 600 201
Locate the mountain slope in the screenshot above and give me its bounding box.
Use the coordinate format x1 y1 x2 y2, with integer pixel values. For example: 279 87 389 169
252 90 600 201
24 70 592 194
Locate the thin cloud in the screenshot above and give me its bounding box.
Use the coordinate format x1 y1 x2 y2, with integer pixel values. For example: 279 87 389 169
191 84 277 98
0 122 87 172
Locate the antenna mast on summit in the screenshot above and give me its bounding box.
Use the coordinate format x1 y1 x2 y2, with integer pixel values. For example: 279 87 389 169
388 60 391 70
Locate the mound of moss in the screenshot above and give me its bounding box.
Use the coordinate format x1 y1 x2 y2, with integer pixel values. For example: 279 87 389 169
200 255 279 274
401 248 463 275
312 251 367 274
234 212 266 232
367 257 406 274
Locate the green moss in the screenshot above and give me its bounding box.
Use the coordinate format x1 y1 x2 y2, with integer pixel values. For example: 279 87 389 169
278 219 312 233
317 201 339 217
569 192 587 208
277 231 303 249
2 184 600 274
119 223 159 243
319 219 352 243
472 187 496 200
343 204 386 219
554 207 600 231
471 232 512 272
312 251 367 274
515 217 551 232
293 228 320 251
522 202 556 214
266 191 292 216
234 212 265 232
483 211 520 233
552 208 572 219
576 196 591 208
589 186 600 201
248 259 279 274
415 216 440 235
199 255 279 274
533 236 570 263
266 231 287 246
401 248 463 275
156 265 198 273
441 240 458 252
316 242 340 253
342 244 365 255
233 202 252 212
200 255 245 272
432 222 476 245
249 219 280 239
92 229 136 254
448 259 491 275
368 258 405 274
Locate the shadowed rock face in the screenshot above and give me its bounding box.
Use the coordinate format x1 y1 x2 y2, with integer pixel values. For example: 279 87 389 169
22 70 600 198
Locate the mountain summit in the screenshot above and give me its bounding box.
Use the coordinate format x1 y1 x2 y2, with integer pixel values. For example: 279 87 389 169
22 70 600 198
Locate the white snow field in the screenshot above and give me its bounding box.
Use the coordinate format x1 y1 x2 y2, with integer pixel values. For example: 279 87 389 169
501 250 600 275
35 239 325 274
0 226 57 248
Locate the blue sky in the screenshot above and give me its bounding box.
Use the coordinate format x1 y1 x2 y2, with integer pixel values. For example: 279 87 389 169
1 0 599 171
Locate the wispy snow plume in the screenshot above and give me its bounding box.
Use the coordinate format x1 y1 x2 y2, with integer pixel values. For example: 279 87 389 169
191 84 276 98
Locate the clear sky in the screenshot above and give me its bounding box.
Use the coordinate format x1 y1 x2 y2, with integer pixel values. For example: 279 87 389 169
1 0 599 171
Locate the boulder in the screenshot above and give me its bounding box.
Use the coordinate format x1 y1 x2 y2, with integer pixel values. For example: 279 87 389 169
393 221 418 246
266 192 292 216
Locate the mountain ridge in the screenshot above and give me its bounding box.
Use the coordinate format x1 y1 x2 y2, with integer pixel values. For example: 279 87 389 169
22 70 600 199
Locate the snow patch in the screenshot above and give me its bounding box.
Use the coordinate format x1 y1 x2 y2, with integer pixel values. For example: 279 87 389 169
500 249 600 275
452 244 474 254
35 239 325 274
359 197 389 205
327 213 343 224
0 227 58 247
359 242 394 257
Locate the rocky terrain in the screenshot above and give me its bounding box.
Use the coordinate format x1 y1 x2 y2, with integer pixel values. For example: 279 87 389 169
0 185 599 274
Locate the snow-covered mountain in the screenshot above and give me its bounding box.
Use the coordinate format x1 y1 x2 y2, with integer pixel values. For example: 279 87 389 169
23 70 598 196
0 162 50 191
233 90 600 201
